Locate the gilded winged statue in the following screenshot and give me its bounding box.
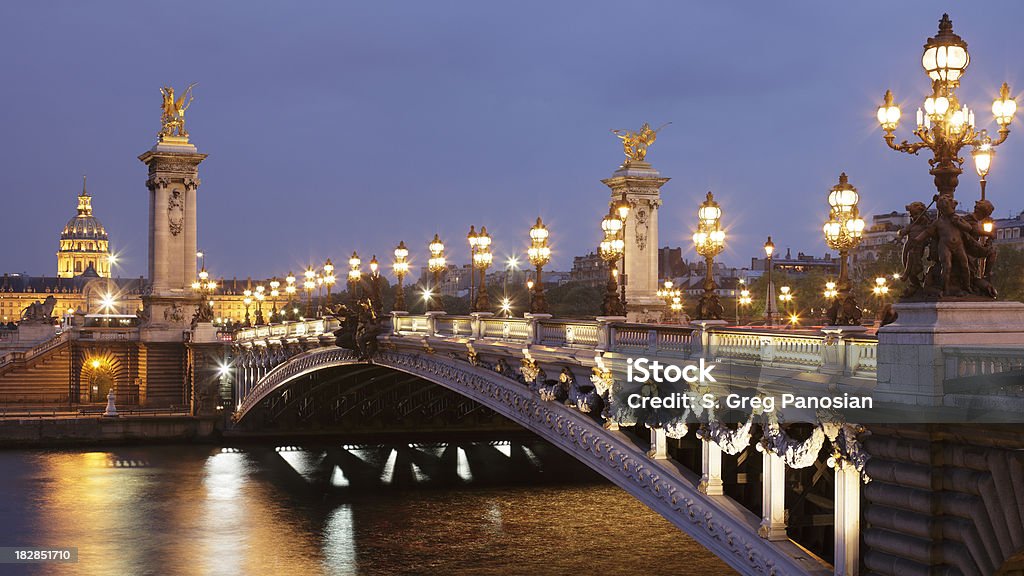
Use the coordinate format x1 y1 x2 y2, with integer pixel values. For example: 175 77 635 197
612 122 670 162
159 83 197 139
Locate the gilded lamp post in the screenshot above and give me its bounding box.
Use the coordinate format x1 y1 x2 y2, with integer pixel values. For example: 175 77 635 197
323 259 335 307
692 191 725 321
303 268 316 317
369 255 383 313
427 234 446 312
269 278 280 321
527 217 551 314
285 272 296 320
190 266 216 324
254 285 265 325
472 227 492 312
347 252 361 304
823 173 866 326
599 209 625 316
656 280 682 322
876 14 1014 298
393 241 409 312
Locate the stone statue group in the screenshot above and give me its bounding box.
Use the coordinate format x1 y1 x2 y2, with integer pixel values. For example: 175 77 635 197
21 295 57 322
329 299 382 360
898 195 997 299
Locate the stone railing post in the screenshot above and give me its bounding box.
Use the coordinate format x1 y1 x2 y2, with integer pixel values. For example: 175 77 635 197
525 313 551 345
647 329 658 356
425 311 446 337
596 316 626 351
834 460 861 576
820 326 867 376
759 449 787 541
470 312 492 339
699 438 724 495
390 311 408 336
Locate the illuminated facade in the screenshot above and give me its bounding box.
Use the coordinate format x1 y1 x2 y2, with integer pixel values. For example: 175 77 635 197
57 178 111 279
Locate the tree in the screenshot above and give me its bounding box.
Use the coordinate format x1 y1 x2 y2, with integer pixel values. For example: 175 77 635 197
993 245 1024 303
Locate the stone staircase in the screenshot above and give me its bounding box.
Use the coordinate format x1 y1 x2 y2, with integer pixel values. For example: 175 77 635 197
0 335 72 403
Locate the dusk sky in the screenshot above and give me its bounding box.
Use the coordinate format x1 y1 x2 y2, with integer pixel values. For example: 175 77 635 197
2 2 1023 280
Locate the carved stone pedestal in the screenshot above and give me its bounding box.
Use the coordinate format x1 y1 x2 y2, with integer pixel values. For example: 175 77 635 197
876 301 1024 407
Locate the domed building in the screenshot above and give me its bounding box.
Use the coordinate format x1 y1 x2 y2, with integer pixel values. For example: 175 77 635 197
57 177 111 279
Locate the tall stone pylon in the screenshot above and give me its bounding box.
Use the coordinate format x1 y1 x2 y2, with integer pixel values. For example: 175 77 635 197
602 157 669 322
138 86 207 338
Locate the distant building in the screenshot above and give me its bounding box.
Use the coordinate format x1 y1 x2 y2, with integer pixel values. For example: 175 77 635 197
751 248 839 275
569 252 608 287
995 210 1024 250
852 210 908 272
57 179 112 279
658 246 686 279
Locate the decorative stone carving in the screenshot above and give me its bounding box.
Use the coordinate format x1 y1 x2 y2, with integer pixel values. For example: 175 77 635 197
167 189 184 236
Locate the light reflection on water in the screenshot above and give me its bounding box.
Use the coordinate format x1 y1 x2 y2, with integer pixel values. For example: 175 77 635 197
0 444 736 576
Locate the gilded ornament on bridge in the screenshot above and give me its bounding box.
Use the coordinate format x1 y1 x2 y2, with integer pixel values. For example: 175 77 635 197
611 122 669 162
159 83 197 142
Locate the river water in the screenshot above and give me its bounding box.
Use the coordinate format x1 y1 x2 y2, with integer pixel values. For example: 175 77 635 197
0 441 735 575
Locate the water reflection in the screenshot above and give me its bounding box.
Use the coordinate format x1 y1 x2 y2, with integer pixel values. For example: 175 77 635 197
0 443 736 575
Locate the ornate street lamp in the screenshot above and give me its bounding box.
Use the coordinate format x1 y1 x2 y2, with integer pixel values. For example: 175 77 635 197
285 272 296 319
599 209 625 316
764 237 775 325
876 14 1015 298
323 259 335 308
393 241 409 312
737 287 752 325
656 280 682 322
472 227 492 312
303 267 316 318
527 217 551 314
369 255 383 312
467 226 479 309
612 198 630 306
347 252 361 303
823 173 866 326
427 234 446 312
254 285 265 325
692 191 726 320
779 286 794 327
190 266 216 324
269 278 280 321
242 288 252 327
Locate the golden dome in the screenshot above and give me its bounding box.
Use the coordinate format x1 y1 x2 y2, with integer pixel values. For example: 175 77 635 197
60 178 108 242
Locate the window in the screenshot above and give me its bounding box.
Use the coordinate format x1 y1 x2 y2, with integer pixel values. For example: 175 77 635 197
75 261 82 273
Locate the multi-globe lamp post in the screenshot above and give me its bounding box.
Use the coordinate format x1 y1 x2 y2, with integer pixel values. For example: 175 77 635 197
737 285 752 325
692 191 726 320
656 280 682 322
599 209 625 316
393 241 409 312
323 259 335 308
369 255 382 312
613 198 630 306
822 173 866 326
427 234 446 312
254 285 265 325
472 227 492 312
779 286 795 327
347 252 361 304
242 289 252 327
269 278 280 321
303 268 316 318
877 14 1015 201
190 266 216 323
876 14 1014 299
527 217 551 314
285 272 297 320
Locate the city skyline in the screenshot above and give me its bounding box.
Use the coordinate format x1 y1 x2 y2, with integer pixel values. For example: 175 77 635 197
2 2 1023 280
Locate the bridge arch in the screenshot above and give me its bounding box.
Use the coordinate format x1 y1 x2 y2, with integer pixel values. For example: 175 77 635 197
236 347 829 576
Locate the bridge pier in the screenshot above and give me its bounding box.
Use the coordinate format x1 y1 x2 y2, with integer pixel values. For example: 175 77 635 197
699 438 724 496
833 460 861 576
759 448 788 541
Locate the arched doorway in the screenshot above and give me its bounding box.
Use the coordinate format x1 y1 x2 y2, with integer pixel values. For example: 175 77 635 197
82 356 117 403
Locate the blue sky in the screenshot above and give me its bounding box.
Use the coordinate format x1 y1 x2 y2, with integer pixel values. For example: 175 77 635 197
1 1 1022 279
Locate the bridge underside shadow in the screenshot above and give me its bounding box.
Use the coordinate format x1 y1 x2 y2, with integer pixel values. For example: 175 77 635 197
234 363 523 438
